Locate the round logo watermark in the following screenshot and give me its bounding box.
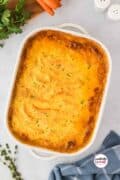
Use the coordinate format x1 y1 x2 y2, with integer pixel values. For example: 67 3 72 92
94 154 108 168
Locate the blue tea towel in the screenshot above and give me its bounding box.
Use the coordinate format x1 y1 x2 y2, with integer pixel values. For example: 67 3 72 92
49 131 120 180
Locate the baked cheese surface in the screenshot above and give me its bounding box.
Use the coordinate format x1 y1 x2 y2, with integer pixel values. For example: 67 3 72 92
8 30 109 153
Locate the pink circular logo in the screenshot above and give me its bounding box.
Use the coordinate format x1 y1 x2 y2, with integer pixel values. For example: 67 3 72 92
94 154 108 168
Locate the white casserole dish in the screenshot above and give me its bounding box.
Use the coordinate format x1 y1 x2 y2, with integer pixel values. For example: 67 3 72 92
5 23 112 161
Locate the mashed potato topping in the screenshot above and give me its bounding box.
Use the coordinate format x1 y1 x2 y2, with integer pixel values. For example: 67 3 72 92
8 30 108 153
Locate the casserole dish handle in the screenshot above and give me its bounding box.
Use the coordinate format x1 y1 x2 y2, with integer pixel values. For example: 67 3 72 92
30 149 58 161
58 23 88 35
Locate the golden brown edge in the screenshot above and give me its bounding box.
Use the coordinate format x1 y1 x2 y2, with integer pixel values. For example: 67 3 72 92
7 30 109 153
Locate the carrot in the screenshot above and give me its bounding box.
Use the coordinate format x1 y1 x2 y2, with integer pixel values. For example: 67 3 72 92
36 0 54 15
44 0 61 9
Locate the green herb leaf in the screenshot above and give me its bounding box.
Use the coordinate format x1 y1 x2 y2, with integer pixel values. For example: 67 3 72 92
0 0 8 6
15 0 25 12
1 9 11 25
0 43 3 47
0 0 30 46
0 144 24 180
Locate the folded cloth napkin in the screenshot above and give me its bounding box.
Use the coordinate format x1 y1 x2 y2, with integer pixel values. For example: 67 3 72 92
49 131 120 180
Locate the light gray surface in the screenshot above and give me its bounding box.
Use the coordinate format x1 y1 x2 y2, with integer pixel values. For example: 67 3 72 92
0 0 120 180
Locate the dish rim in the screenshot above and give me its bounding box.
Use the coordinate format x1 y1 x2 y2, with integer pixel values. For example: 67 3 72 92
5 26 112 158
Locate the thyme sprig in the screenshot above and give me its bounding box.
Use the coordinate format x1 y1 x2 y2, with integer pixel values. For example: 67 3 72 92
0 143 23 180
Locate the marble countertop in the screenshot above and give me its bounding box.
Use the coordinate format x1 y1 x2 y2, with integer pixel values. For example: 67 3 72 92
0 0 120 179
